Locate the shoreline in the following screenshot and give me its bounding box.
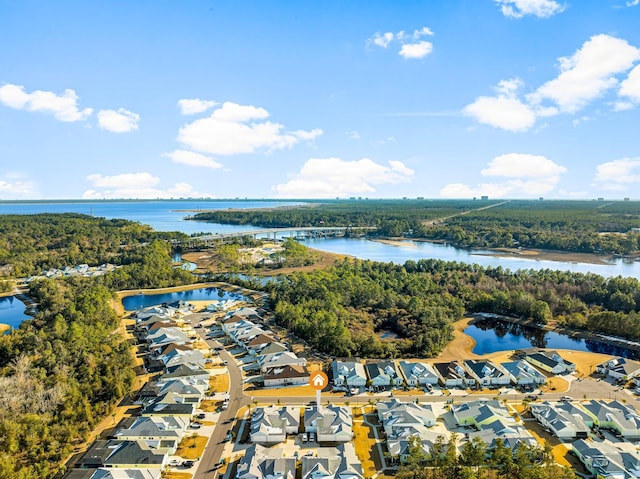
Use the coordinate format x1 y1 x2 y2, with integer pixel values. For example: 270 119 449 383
0 323 10 334
371 237 616 266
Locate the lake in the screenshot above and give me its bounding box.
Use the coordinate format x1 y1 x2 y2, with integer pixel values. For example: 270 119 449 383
0 296 29 334
121 287 247 311
465 318 640 359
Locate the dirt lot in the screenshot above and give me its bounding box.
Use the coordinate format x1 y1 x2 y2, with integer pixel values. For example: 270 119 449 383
209 373 230 393
353 407 382 477
176 435 209 459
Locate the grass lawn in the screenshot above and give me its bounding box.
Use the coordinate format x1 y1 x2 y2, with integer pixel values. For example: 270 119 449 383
200 400 222 412
353 408 382 477
176 435 208 459
164 473 192 479
209 373 230 393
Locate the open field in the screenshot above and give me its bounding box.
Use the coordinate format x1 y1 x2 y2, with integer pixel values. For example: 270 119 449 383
176 435 209 459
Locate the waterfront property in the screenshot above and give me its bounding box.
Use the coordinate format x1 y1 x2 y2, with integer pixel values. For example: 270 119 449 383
433 361 475 388
524 350 575 374
501 360 547 386
463 359 510 387
595 357 640 381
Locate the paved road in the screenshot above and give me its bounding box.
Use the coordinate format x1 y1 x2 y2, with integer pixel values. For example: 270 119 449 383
194 333 250 479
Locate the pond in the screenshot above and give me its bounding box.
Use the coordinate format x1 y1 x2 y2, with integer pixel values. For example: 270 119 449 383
121 287 248 311
464 318 640 359
0 296 30 334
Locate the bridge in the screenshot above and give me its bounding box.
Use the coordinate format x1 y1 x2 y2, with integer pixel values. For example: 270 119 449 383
174 226 375 248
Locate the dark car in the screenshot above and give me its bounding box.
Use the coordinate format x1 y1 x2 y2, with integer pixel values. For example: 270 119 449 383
182 460 195 467
525 394 538 401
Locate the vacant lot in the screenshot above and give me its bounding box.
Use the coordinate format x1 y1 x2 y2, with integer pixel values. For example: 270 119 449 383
176 435 208 459
353 407 382 477
210 373 230 393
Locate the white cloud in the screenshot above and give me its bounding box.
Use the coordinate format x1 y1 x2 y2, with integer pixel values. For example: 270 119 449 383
0 83 92 122
529 34 640 113
97 108 140 133
273 157 414 198
627 0 640 6
177 101 322 156
619 64 640 103
164 149 224 169
481 153 567 178
441 153 566 198
594 158 640 190
368 26 435 60
399 41 433 60
177 98 218 115
83 172 211 199
0 175 36 199
346 130 360 140
496 0 566 18
370 32 394 48
463 93 537 131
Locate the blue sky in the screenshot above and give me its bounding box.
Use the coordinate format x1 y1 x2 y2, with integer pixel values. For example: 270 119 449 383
1 0 640 200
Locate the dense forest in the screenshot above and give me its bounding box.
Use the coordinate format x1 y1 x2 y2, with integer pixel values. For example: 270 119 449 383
190 199 640 255
268 258 640 357
0 213 187 277
397 435 576 479
0 215 194 478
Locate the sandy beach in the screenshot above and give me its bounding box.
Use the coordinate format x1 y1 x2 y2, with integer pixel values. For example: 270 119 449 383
371 237 616 266
0 323 10 334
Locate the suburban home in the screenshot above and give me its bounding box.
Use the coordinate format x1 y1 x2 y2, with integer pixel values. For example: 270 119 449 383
155 379 206 403
524 350 575 374
206 298 237 312
386 428 445 464
433 361 475 388
63 468 161 479
464 360 510 387
77 440 167 469
377 399 437 431
229 325 269 344
300 443 363 479
263 364 310 388
596 357 640 381
500 360 546 386
236 444 296 479
573 439 640 479
134 306 176 321
113 416 189 452
244 333 279 354
258 351 307 373
581 400 640 439
451 400 510 429
140 400 195 418
530 402 591 439
304 406 353 443
157 347 206 370
366 360 403 388
155 364 209 387
225 307 262 321
253 342 289 357
221 318 255 335
398 361 438 386
146 327 189 350
250 406 301 444
469 418 537 451
332 360 367 388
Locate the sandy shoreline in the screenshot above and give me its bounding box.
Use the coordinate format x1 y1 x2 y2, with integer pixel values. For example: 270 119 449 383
0 323 10 334
372 237 616 266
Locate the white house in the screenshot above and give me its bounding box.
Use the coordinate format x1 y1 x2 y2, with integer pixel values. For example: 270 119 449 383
464 360 510 387
236 444 296 479
332 360 367 388
525 351 575 374
263 365 310 388
596 357 640 381
501 360 546 385
250 406 301 445
530 402 590 440
365 360 403 388
304 406 353 443
398 361 438 386
258 351 307 373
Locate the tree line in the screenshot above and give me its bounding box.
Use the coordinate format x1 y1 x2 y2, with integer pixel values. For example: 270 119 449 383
268 258 640 358
189 199 640 255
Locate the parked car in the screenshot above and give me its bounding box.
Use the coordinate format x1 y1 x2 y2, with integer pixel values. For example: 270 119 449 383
168 459 181 467
301 433 308 443
182 460 195 468
189 422 202 429
560 396 574 401
197 413 206 419
309 432 316 442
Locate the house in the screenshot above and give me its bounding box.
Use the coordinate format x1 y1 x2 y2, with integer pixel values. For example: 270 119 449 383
304 406 353 443
530 402 590 439
525 351 575 374
464 360 510 387
221 318 255 335
146 327 189 350
236 444 296 479
377 399 437 431
225 307 262 321
258 351 307 373
252 342 288 358
250 406 301 444
155 378 206 403
155 364 209 387
140 399 195 418
365 360 403 388
386 428 445 464
157 347 206 370
113 416 189 452
433 361 475 388
573 439 640 479
451 400 510 429
501 360 546 385
332 360 367 388
263 364 310 388
63 469 161 479
244 333 279 354
469 418 537 451
229 325 269 344
77 440 167 469
206 298 237 312
582 400 640 439
300 443 363 479
596 357 640 381
398 361 438 386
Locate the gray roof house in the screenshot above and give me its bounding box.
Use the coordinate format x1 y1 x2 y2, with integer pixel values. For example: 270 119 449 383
398 361 438 386
300 443 363 479
582 400 640 439
451 400 510 429
304 406 353 443
77 440 167 469
250 406 301 445
365 360 403 388
113 416 189 452
573 439 640 479
236 444 296 479
464 360 510 387
596 357 640 380
525 350 575 374
433 361 475 388
377 399 437 431
469 418 537 451
529 402 590 439
258 351 307 373
332 360 367 387
501 360 546 385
